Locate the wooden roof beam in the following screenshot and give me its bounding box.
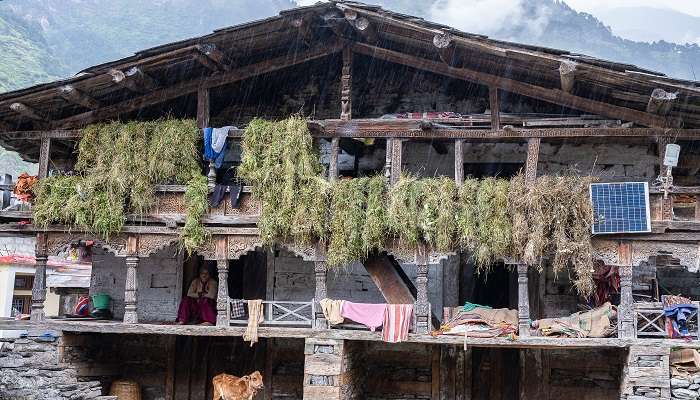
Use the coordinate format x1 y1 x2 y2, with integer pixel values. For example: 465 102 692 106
352 42 676 128
194 44 230 72
559 61 577 93
290 17 314 45
344 9 378 44
9 102 48 122
433 32 456 66
58 85 101 110
109 67 159 93
54 42 343 128
322 9 351 38
646 88 678 116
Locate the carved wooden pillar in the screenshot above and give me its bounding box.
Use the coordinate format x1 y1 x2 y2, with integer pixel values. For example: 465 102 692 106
454 139 464 186
618 242 635 338
197 87 216 186
216 259 230 326
329 137 340 181
516 263 531 336
314 246 329 329
385 138 393 182
38 137 51 179
215 236 229 326
658 138 674 220
30 233 48 322
340 47 352 121
390 138 402 185
415 244 430 334
124 235 139 324
525 137 540 184
619 264 634 338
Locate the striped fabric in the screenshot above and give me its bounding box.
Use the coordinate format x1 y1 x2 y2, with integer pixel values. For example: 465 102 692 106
382 304 414 343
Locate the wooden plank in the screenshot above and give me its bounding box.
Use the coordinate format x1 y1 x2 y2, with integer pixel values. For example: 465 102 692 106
304 353 342 375
164 336 176 400
362 253 416 304
58 85 101 109
431 346 440 400
352 42 674 128
303 385 340 399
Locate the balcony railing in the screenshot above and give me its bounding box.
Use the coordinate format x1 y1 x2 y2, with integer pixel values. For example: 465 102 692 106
229 300 315 328
634 301 700 339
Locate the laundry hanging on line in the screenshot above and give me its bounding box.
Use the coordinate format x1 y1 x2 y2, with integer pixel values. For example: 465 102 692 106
203 126 234 169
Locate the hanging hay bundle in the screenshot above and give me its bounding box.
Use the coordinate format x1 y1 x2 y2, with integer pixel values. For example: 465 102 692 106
387 175 423 247
388 176 457 251
326 175 388 267
327 177 368 267
33 118 205 244
474 178 511 270
238 116 326 245
509 173 595 296
181 175 210 253
420 177 457 252
362 175 388 255
456 178 479 250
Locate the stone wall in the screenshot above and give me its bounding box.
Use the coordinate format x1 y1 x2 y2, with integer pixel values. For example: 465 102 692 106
620 345 671 400
90 245 183 322
671 374 700 400
0 331 102 400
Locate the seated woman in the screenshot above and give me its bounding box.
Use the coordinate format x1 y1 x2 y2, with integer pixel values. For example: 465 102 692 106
177 267 218 325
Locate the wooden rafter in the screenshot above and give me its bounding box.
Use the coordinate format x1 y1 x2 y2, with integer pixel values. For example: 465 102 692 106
53 42 343 128
647 88 678 116
559 61 577 93
352 42 675 128
109 67 159 92
9 102 48 121
58 85 101 110
194 44 230 72
433 32 456 65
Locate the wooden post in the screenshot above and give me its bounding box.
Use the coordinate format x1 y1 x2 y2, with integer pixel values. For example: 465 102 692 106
30 233 48 322
390 138 402 185
197 88 215 186
489 86 500 130
618 242 635 338
340 47 352 121
657 138 674 220
385 138 393 182
516 263 531 337
525 138 540 184
314 244 329 329
415 243 430 334
329 137 340 181
124 235 139 324
38 137 51 179
215 236 229 326
454 139 464 186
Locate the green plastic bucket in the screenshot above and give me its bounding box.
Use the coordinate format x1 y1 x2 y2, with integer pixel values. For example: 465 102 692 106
91 294 111 310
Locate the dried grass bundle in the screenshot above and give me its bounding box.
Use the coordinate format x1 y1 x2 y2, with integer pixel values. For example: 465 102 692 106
508 173 595 296
456 178 479 250
362 175 388 255
33 119 204 242
181 175 210 253
239 116 326 245
387 175 422 247
420 177 457 252
474 178 511 270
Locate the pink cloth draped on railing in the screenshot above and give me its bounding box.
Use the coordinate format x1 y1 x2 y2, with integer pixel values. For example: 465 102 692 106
341 301 387 331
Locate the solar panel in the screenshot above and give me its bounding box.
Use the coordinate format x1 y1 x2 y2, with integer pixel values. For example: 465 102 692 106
590 182 651 234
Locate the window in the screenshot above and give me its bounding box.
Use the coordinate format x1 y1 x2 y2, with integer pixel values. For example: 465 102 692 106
11 296 31 316
14 275 34 290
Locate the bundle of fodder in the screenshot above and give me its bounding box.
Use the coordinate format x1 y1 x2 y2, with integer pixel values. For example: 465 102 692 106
33 119 206 249
327 175 387 267
471 178 512 270
509 174 594 296
388 176 457 252
238 117 327 245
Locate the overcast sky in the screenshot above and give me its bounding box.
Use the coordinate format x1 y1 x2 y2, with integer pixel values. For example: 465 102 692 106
564 0 700 17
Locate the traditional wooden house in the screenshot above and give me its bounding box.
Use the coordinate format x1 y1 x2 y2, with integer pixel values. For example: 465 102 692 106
1 1 700 399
